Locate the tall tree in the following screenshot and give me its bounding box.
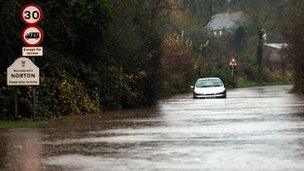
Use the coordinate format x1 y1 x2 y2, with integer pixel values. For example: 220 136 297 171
230 0 285 72
182 0 228 27
283 0 304 93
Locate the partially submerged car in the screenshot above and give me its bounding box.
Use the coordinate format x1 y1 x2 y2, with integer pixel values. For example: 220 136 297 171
191 77 226 99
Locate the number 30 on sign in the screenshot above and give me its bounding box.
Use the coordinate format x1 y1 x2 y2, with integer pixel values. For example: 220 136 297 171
21 4 43 25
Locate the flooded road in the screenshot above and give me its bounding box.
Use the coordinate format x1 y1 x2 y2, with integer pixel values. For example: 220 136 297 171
1 85 304 171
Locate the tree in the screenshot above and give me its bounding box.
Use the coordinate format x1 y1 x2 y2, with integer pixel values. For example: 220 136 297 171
230 0 285 72
283 1 304 93
181 0 228 27
161 32 195 96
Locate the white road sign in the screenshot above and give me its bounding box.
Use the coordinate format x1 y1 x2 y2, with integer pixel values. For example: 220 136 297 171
22 47 43 56
7 57 40 86
21 4 43 25
21 26 44 46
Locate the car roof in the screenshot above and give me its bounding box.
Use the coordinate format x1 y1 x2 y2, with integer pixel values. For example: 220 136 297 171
197 77 221 81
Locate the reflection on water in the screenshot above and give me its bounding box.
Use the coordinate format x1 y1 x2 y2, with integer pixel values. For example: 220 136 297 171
0 129 42 171
1 85 304 170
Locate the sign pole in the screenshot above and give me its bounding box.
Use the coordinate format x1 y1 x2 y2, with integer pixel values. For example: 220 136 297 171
19 4 44 118
7 57 40 119
229 57 238 77
32 57 36 118
32 83 36 118
14 88 18 119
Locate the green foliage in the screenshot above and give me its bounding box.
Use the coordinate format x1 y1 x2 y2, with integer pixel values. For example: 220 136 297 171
161 33 195 97
0 0 165 120
236 69 293 88
0 120 49 129
34 73 101 119
195 64 237 88
283 0 304 93
182 0 228 26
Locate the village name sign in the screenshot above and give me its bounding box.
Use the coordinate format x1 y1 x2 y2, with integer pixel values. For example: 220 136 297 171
7 57 39 86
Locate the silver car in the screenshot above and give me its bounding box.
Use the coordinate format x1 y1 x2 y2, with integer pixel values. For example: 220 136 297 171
191 77 227 99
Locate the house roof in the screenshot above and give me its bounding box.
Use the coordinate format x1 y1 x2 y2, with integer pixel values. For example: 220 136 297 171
264 43 288 49
206 11 247 31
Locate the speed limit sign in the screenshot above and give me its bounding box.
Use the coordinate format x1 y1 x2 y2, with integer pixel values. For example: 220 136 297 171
20 4 43 25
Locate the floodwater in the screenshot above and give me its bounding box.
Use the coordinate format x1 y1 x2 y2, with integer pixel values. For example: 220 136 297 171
1 85 304 171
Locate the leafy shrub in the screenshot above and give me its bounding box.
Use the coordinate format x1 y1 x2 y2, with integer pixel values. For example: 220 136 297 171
161 33 195 97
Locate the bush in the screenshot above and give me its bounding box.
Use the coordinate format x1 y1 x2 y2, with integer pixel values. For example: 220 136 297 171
161 33 195 97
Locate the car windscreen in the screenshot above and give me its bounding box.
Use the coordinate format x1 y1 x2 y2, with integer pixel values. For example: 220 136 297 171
195 79 223 88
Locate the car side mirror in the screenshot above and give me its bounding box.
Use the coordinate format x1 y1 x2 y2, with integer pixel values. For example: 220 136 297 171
190 85 194 89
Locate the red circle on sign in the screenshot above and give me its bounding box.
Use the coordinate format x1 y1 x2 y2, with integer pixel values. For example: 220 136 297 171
20 4 43 25
21 26 44 46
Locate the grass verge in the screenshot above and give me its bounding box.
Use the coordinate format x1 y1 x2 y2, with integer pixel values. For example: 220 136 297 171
0 120 49 129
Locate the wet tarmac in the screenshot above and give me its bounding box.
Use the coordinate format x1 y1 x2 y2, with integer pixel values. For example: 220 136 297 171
1 85 304 171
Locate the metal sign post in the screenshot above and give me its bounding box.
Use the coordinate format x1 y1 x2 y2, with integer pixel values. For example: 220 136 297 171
32 57 36 118
22 4 44 118
14 89 18 119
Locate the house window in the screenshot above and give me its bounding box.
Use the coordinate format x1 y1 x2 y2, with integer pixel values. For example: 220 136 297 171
213 30 223 36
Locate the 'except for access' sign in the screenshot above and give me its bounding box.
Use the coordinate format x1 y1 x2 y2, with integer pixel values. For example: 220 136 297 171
7 57 40 86
22 47 43 56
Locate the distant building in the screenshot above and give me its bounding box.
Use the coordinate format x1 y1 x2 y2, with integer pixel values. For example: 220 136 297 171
263 43 288 50
206 11 247 36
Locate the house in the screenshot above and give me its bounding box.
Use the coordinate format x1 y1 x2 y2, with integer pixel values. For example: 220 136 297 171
264 43 288 50
206 11 247 36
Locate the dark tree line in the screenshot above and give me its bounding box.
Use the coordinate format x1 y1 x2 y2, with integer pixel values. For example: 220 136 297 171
0 0 168 119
